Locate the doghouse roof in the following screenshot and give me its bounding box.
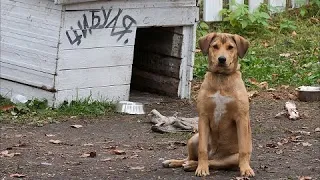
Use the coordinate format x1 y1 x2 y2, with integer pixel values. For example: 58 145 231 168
54 0 104 5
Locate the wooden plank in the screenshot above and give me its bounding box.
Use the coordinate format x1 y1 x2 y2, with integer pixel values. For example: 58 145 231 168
62 0 196 9
135 27 183 58
58 46 134 70
56 65 132 90
178 25 196 99
1 45 56 74
249 0 264 12
1 26 58 43
131 68 179 97
60 27 136 50
203 0 223 22
133 50 181 79
1 31 58 55
1 18 58 37
2 0 62 12
54 84 130 106
64 6 199 30
269 0 287 12
2 0 62 10
230 0 245 10
0 62 55 90
1 4 61 25
0 79 55 106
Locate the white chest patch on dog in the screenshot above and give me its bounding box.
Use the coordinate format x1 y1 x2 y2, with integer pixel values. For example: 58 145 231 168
211 91 234 124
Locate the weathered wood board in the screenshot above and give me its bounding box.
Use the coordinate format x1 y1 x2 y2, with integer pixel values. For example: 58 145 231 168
0 0 61 90
58 46 134 70
55 84 130 105
60 0 196 8
63 6 199 30
0 79 55 106
56 65 132 90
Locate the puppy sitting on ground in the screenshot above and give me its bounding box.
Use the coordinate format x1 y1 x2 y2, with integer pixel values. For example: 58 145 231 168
162 33 254 177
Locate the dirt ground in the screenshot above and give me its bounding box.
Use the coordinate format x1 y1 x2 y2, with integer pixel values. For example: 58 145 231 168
0 94 319 180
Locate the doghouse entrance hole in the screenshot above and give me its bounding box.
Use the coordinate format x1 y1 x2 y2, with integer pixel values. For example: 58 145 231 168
130 27 183 103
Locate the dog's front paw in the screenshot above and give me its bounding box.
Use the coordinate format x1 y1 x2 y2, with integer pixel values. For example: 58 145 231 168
183 160 198 172
240 165 255 177
195 163 210 176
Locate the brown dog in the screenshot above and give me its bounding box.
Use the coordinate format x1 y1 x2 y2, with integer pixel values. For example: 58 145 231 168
162 33 254 177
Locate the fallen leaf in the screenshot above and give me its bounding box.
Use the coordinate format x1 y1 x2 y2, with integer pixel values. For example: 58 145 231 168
315 127 320 132
130 166 145 170
45 134 55 137
40 162 52 166
0 105 15 111
258 82 268 89
275 149 283 154
9 173 26 178
83 143 94 146
302 142 312 147
267 88 276 91
288 94 296 100
247 91 258 100
234 177 250 180
113 149 126 155
70 124 83 128
248 78 259 85
281 85 290 89
101 158 112 161
172 141 187 146
266 143 278 149
280 53 291 57
299 176 312 180
293 130 311 136
291 31 297 36
80 152 96 158
0 150 20 158
195 49 201 53
49 140 62 144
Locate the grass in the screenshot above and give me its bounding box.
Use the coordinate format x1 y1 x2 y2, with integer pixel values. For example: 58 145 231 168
194 4 320 89
0 96 115 125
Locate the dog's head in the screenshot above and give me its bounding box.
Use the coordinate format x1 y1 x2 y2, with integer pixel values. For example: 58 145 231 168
199 33 249 74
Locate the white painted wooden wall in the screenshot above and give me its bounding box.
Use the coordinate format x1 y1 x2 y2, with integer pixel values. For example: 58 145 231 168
0 0 62 105
203 0 309 22
0 0 199 106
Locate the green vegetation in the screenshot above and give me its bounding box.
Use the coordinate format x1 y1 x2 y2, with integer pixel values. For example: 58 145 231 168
194 2 320 89
0 96 115 125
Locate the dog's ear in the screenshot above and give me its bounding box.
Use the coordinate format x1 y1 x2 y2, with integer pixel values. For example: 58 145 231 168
198 33 217 55
232 35 249 58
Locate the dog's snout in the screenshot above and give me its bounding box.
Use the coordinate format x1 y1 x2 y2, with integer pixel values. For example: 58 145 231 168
218 56 226 64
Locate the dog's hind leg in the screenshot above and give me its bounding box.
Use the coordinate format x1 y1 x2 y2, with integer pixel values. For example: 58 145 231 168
162 134 199 168
183 153 239 171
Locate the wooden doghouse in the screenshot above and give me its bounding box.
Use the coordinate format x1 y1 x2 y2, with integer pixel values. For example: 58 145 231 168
0 0 199 106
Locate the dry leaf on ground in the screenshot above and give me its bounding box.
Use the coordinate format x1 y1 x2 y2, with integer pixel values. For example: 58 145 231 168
113 149 126 155
80 152 97 158
49 140 62 144
9 173 26 178
130 166 144 170
70 124 83 128
302 142 312 147
299 176 312 180
0 150 20 158
280 53 291 57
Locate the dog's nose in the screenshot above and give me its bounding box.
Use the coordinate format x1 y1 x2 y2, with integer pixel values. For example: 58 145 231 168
218 56 226 64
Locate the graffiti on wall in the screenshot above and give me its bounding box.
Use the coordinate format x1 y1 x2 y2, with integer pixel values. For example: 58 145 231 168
66 7 137 46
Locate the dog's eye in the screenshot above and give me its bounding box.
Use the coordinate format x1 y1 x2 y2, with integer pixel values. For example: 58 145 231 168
227 45 234 50
213 45 219 49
